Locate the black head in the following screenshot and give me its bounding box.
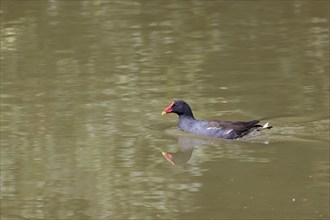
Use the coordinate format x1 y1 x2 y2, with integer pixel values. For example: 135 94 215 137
162 100 194 118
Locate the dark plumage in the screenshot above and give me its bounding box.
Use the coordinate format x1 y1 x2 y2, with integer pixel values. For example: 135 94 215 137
162 100 272 139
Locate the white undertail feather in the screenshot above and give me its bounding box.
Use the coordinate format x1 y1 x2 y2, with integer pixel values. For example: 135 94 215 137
263 122 270 129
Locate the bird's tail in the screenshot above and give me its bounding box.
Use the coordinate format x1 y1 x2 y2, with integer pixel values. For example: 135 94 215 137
258 122 272 130
263 122 272 129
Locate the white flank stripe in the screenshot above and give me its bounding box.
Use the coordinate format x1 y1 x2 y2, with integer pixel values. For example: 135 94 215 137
225 129 233 134
207 127 220 130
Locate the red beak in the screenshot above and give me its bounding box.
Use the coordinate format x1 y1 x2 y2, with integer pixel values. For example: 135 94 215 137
162 101 175 115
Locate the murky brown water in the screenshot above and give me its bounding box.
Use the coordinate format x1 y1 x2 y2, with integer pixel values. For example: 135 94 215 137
1 1 329 219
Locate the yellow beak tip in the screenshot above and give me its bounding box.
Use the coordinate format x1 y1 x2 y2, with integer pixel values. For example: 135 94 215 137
162 111 167 115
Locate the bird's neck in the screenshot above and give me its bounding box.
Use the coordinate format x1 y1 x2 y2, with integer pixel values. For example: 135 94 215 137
178 113 195 121
178 114 196 132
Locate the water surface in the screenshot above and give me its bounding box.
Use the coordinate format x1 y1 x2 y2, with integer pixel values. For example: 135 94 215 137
1 1 329 219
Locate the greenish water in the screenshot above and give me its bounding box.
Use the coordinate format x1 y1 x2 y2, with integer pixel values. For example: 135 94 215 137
1 1 329 219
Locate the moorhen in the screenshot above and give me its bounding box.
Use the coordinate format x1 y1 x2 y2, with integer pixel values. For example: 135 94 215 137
162 100 272 139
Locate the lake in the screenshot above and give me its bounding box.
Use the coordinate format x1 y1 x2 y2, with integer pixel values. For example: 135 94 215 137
1 1 329 219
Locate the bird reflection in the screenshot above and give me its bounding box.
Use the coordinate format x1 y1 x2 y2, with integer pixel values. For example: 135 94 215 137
162 136 213 165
